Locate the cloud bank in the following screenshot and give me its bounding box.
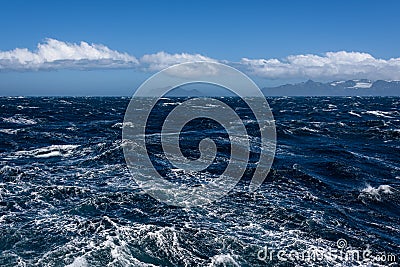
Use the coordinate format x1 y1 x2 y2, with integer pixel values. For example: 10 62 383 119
240 51 400 80
140 51 216 71
1 38 400 81
0 38 138 70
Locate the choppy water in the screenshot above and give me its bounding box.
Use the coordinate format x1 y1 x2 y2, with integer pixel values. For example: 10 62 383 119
0 96 399 266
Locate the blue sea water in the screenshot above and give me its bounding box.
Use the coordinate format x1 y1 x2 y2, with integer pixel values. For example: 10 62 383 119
0 96 399 266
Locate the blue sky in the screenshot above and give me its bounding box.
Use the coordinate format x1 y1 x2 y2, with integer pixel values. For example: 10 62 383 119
1 0 400 95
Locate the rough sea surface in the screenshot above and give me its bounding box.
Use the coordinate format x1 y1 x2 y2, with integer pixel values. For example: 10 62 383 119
0 97 399 266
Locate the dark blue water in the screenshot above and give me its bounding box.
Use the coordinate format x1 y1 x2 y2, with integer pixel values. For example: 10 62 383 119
0 97 399 266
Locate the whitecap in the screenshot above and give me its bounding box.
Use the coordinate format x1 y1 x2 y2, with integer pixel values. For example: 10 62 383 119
112 122 122 128
364 110 394 118
348 111 361 117
2 116 37 125
0 129 19 134
65 256 88 267
359 184 394 201
209 254 240 267
299 126 319 133
13 145 80 159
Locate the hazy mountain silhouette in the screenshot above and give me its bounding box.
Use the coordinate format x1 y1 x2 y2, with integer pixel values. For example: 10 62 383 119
262 79 400 96
160 79 400 97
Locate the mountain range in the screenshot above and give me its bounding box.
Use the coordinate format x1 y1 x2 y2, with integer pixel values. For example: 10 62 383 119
165 79 400 97
262 79 400 96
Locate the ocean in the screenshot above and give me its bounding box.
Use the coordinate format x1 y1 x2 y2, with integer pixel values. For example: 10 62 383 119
0 96 399 266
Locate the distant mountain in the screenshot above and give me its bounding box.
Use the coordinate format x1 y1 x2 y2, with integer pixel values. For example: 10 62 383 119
162 79 400 97
262 79 400 96
165 84 235 97
165 87 207 97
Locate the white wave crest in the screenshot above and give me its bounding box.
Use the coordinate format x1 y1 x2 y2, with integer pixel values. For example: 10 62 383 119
2 116 37 125
13 145 80 158
359 184 394 201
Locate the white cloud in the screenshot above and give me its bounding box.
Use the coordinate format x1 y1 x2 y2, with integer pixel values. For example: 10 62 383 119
2 39 400 81
0 38 138 70
138 52 219 78
140 51 216 71
240 51 400 80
